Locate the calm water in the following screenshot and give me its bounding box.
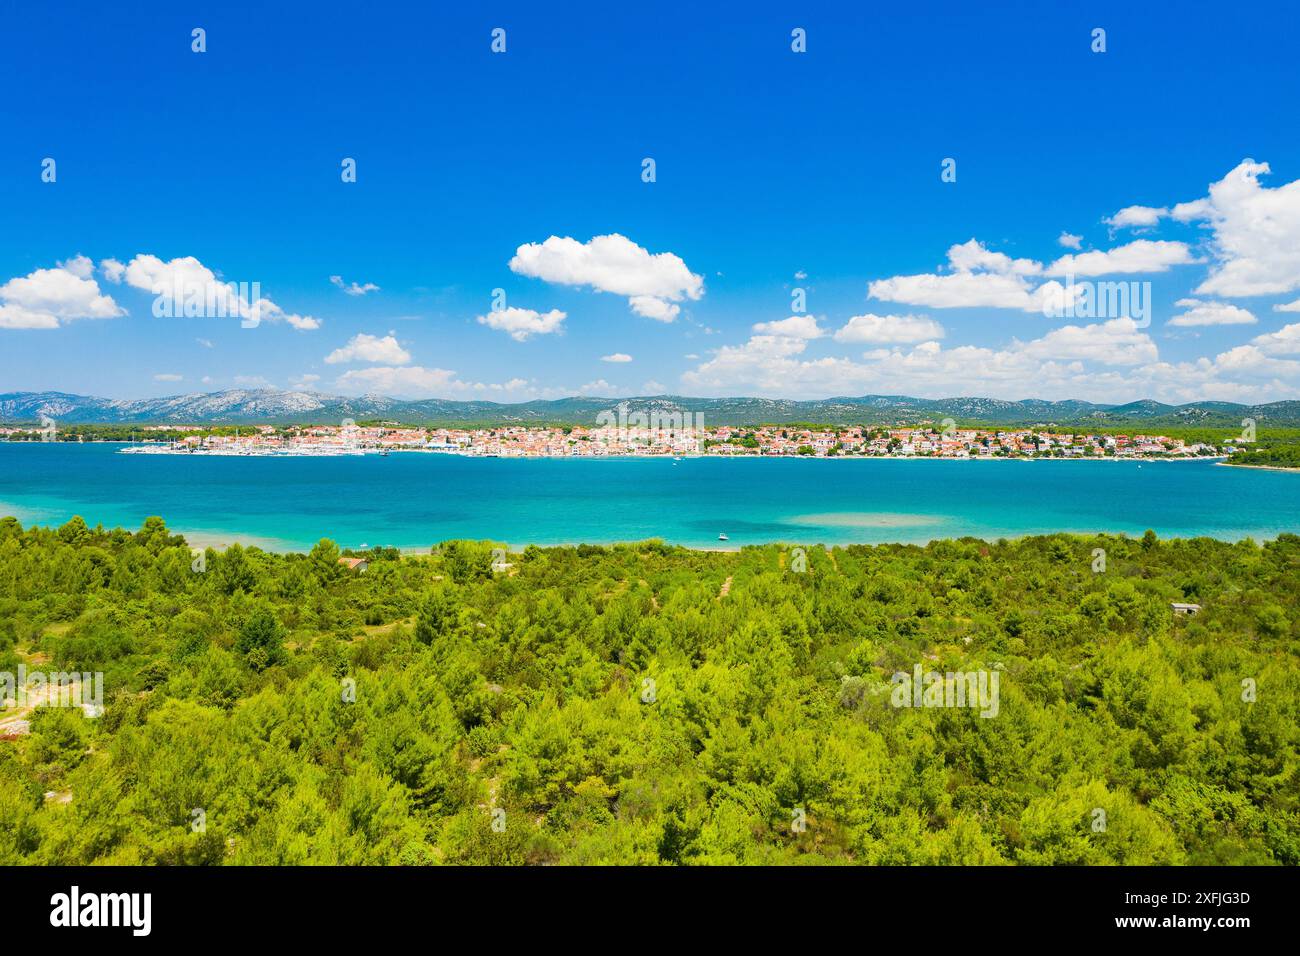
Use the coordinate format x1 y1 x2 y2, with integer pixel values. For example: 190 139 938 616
1 443 1298 552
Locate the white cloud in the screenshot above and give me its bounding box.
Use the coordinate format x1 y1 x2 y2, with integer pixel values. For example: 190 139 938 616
476 306 566 341
196 337 214 348
0 259 125 329
329 275 380 296
1058 232 1083 250
1250 322 1300 356
751 314 825 338
335 365 535 399
1275 298 1300 313
642 380 667 393
59 255 95 279
601 352 633 363
870 236 1196 312
291 373 321 390
1016 317 1158 366
509 233 704 322
1172 160 1300 297
324 332 412 365
677 319 1300 402
121 254 322 330
579 379 615 395
833 313 945 344
627 295 680 322
1047 239 1196 277
101 259 126 284
153 373 183 382
1168 301 1257 328
868 240 1055 312
1104 205 1168 230
946 239 1042 277
870 269 1042 311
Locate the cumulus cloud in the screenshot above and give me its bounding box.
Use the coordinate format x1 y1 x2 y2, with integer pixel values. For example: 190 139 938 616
476 306 566 341
751 314 825 338
329 275 380 296
677 318 1300 403
947 239 1042 277
1168 301 1258 328
627 295 681 322
121 254 321 329
59 255 95 279
869 240 1065 312
1176 160 1300 298
1058 232 1083 249
833 313 945 344
509 233 704 322
870 236 1197 314
870 269 1038 311
324 333 412 365
1250 322 1300 356
153 373 183 382
1047 239 1196 277
601 352 633 363
0 258 125 329
337 366 457 395
101 259 126 284
1016 317 1158 366
1104 205 1168 230
1275 298 1300 313
335 365 533 399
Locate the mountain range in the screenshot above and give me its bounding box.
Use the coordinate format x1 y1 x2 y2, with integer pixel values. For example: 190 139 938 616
2 389 1298 429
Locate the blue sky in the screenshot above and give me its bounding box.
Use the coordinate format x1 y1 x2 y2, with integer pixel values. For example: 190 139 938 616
3 0 1300 404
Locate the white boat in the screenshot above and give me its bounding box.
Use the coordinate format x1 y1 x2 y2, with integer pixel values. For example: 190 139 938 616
718 533 729 541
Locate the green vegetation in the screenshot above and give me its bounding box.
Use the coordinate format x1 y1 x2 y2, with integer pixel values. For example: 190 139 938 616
0 515 1297 865
1227 435 1300 470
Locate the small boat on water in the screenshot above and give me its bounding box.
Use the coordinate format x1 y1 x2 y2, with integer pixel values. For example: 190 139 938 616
718 533 729 541
673 456 683 461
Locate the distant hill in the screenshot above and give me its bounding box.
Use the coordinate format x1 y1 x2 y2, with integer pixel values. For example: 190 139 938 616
2 388 1298 429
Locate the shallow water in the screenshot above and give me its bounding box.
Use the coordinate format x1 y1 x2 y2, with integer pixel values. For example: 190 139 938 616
1 444 1297 552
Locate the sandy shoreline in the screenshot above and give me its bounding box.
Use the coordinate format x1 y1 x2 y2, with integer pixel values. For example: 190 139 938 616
1215 462 1300 474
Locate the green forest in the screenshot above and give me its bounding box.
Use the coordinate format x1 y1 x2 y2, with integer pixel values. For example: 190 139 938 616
1228 442 1300 469
0 515 1296 865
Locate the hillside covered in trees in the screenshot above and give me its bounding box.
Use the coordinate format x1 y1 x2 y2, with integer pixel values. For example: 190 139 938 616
0 516 1296 865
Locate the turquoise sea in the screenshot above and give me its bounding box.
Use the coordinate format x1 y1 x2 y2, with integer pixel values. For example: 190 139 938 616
1 443 1298 552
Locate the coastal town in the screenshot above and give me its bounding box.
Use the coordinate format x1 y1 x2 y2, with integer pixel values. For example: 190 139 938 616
49 419 1228 460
